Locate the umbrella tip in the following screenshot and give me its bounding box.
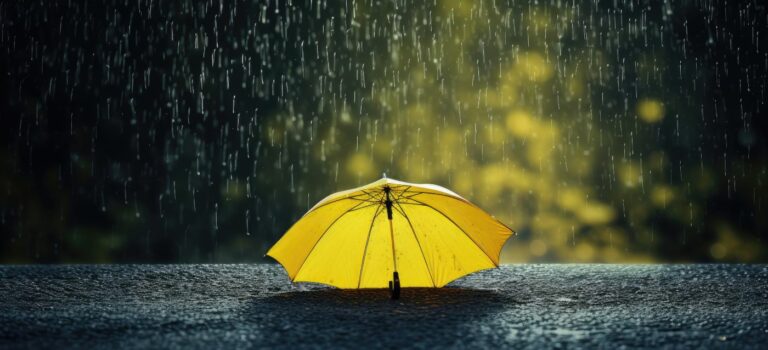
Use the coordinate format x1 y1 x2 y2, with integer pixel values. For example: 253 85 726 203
382 172 387 179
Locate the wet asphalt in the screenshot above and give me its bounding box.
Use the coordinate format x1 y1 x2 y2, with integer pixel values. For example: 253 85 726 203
1 264 766 349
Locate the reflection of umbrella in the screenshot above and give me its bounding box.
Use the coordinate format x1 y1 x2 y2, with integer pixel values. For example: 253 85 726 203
267 177 515 299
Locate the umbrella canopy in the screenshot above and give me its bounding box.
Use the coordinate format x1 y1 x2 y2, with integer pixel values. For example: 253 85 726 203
267 177 515 289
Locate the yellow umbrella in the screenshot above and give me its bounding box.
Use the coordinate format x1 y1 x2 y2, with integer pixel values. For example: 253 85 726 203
267 177 514 298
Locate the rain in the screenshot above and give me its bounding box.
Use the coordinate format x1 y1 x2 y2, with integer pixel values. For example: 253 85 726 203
0 0 765 263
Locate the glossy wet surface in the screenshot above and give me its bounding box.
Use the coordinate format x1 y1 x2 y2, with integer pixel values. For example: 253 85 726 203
1 264 767 349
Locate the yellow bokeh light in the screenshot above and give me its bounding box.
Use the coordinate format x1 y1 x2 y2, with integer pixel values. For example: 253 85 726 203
576 202 615 225
558 188 586 210
505 165 534 191
650 185 675 208
482 164 510 190
439 0 472 18
506 110 537 137
619 162 641 188
484 122 505 146
516 52 554 83
527 142 553 166
573 243 596 261
346 153 374 178
709 223 761 262
531 212 571 235
527 10 551 29
567 74 584 98
710 243 727 260
452 171 474 197
637 99 665 123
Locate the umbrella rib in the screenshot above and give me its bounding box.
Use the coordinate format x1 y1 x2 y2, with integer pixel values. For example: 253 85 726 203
400 190 470 203
393 200 436 287
306 196 362 214
356 203 384 288
359 190 376 200
394 199 427 206
402 198 498 267
393 186 411 200
363 189 388 202
307 187 388 213
349 201 383 211
390 201 407 217
351 193 382 203
398 192 425 200
407 191 516 233
306 189 384 213
292 200 368 281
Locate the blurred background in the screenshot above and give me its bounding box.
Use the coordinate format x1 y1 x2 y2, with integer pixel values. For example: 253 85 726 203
1 0 766 264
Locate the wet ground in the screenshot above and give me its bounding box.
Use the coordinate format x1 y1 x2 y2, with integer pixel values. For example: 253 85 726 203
1 264 766 349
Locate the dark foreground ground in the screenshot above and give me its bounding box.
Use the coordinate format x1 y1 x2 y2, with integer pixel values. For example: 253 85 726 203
0 264 767 349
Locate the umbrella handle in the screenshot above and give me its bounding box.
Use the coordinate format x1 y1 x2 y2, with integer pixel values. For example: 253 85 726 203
389 271 400 300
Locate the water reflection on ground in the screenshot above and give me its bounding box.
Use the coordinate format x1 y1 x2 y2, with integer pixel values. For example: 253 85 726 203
243 288 516 348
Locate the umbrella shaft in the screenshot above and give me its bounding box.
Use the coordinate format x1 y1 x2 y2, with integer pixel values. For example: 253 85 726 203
384 186 397 272
389 219 397 272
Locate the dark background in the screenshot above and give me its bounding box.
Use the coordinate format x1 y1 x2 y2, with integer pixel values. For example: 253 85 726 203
1 0 766 263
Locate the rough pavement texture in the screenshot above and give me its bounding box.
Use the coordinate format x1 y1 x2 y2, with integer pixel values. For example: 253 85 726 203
0 264 767 349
